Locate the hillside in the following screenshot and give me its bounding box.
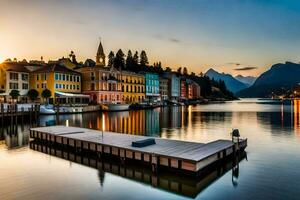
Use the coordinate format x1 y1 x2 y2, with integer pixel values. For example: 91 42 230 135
235 75 256 86
205 68 248 93
237 62 300 97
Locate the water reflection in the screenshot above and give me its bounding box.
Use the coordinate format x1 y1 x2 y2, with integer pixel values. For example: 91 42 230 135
29 140 247 198
3 100 300 199
0 125 30 149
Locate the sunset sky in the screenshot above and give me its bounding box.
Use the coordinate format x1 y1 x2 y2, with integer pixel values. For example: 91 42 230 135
1 0 300 76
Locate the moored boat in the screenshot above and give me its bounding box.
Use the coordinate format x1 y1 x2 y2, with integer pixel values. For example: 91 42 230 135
102 103 130 111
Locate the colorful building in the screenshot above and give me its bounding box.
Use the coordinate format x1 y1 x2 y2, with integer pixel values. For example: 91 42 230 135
143 72 160 102
121 70 145 103
180 78 187 101
163 72 180 101
0 61 30 102
187 79 201 99
30 64 81 102
77 65 122 104
77 41 123 104
159 77 169 101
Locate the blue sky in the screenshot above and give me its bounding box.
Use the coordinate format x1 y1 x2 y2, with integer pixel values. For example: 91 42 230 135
1 0 300 76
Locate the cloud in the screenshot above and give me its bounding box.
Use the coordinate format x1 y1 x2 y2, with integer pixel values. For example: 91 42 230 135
169 38 181 43
153 34 181 44
234 67 257 71
228 62 241 66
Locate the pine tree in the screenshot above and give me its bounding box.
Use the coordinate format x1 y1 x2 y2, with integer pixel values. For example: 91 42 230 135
108 51 115 67
132 51 140 72
114 49 125 70
177 67 182 75
183 67 188 76
140 50 148 66
126 50 133 71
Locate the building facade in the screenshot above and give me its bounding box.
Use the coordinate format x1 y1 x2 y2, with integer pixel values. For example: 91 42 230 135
144 73 160 102
180 78 187 101
30 64 81 101
77 65 122 104
121 71 145 103
159 77 169 101
163 73 180 101
187 79 201 99
0 62 30 102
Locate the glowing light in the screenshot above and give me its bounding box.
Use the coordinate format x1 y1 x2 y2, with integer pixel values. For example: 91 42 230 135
66 120 69 127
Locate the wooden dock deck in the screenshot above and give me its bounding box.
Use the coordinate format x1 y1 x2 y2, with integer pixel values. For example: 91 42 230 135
30 126 247 174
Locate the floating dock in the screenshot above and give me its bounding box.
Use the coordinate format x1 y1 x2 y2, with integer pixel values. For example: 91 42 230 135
30 126 247 175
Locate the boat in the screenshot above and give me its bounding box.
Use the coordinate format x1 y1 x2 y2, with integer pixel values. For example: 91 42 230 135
40 105 55 115
102 103 130 111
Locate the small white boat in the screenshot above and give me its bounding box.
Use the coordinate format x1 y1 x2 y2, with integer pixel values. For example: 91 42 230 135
102 103 130 111
40 105 55 115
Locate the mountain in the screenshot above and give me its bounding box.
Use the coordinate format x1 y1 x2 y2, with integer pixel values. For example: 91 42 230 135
205 68 249 93
235 75 256 87
237 62 300 97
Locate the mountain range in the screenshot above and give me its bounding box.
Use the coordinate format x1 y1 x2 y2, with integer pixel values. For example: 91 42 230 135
237 62 300 97
205 69 254 93
235 75 256 87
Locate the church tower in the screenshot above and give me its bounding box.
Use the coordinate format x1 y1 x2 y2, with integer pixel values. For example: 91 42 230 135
96 40 106 66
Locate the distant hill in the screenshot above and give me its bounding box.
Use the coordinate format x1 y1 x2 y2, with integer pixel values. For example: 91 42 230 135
205 68 249 93
237 62 300 97
235 75 256 87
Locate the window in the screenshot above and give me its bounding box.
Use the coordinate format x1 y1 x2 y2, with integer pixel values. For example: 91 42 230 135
77 85 80 90
36 74 39 81
36 84 39 89
63 84 65 89
66 75 69 81
73 85 75 90
22 74 28 81
55 73 59 80
9 72 18 80
77 76 80 82
91 83 95 90
9 83 18 89
22 83 28 90
66 85 69 90
70 75 73 82
62 74 66 81
55 84 59 89
43 74 47 81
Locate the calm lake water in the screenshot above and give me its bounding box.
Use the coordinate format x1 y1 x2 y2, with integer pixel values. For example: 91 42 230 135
1 99 300 200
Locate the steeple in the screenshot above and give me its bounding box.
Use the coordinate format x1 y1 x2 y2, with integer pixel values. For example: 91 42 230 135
96 39 106 66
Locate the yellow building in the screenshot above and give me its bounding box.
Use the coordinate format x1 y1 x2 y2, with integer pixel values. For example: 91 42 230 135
0 61 30 102
121 71 145 103
30 64 81 102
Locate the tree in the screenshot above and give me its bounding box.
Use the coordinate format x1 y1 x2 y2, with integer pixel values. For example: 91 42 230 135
177 67 182 75
27 89 39 102
183 67 188 76
165 67 172 72
9 90 20 100
132 51 140 72
108 51 115 67
41 89 52 104
114 49 125 70
126 50 133 70
140 50 148 66
69 50 77 64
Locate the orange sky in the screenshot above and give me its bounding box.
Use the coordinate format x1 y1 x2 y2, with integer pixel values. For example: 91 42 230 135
1 0 300 77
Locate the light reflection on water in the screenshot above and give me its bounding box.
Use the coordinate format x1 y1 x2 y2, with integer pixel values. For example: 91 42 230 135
1 99 300 199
